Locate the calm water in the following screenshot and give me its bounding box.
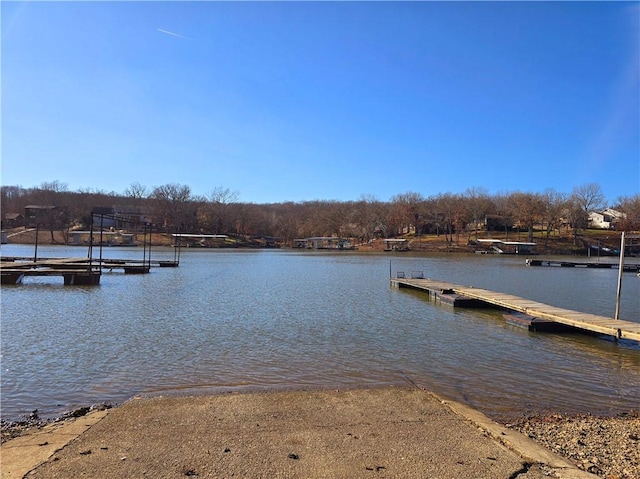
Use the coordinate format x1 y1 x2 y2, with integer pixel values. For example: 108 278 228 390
1 244 639 422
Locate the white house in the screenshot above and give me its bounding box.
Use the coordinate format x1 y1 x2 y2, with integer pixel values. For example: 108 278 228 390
588 208 626 229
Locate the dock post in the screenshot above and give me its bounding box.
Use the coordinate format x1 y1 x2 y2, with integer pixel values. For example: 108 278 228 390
99 214 104 265
34 223 39 263
614 232 625 320
88 214 94 269
147 222 152 271
142 223 148 267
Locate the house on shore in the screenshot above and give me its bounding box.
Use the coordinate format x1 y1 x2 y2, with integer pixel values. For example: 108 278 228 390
588 209 625 229
2 213 24 228
24 205 61 227
91 207 152 231
476 239 536 255
383 238 409 251
293 237 355 250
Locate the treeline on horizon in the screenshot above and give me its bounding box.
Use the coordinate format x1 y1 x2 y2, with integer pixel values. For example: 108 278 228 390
1 181 639 245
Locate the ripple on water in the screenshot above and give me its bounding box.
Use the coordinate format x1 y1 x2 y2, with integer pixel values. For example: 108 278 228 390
1 246 639 421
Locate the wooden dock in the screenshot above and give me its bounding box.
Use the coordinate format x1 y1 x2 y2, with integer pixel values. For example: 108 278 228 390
390 277 640 342
528 259 640 273
1 266 102 285
0 256 179 285
1 256 178 268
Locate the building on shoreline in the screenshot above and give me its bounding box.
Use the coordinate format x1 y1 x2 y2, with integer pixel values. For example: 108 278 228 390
293 237 355 250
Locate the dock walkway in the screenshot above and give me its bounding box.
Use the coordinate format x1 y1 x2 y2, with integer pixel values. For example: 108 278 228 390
391 277 640 342
0 256 179 285
0 256 178 268
528 259 640 273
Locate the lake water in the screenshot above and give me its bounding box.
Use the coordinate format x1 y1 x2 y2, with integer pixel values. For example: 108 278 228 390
1 244 639 422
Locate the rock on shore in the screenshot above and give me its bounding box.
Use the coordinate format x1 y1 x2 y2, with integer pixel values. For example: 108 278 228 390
507 411 640 479
1 404 113 444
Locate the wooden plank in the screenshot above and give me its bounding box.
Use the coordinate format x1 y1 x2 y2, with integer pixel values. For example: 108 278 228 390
23 269 101 276
391 277 640 342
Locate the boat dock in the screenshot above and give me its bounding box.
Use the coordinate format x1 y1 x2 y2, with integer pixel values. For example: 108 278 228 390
0 256 179 285
527 259 640 273
1 257 102 285
390 276 640 342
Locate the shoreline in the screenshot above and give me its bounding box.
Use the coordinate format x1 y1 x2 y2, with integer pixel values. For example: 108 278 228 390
1 403 115 444
507 410 640 478
2 388 638 478
2 226 629 256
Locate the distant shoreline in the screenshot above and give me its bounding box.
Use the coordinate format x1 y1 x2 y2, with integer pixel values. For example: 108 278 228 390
2 227 630 256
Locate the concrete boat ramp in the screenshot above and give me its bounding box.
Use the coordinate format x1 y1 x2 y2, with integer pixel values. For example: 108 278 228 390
390 277 640 342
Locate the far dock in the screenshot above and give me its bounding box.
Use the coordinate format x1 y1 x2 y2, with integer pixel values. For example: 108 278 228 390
527 259 640 273
390 276 640 342
0 256 179 285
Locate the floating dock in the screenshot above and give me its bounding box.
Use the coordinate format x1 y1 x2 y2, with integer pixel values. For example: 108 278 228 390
0 256 179 285
390 277 640 342
527 259 640 273
1 257 100 285
502 312 578 333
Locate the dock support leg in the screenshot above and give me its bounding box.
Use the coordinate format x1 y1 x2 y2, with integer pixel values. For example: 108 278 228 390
63 273 101 285
1 273 24 285
124 266 150 274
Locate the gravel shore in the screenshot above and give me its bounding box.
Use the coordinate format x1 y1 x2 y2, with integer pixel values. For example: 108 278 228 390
507 411 640 479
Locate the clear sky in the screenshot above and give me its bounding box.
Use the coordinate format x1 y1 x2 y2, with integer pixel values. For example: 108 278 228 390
2 1 638 204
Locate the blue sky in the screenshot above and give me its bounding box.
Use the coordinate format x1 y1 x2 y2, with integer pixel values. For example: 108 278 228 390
2 1 638 204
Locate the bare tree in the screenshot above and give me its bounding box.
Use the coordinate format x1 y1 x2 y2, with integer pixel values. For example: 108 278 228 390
565 199 585 245
540 188 568 248
1 185 29 222
389 192 424 235
123 182 149 205
491 191 514 240
2 179 628 251
202 187 239 234
507 192 544 243
352 195 385 243
615 194 640 231
464 187 493 241
230 202 252 236
433 193 464 246
39 180 69 194
268 202 301 243
150 183 193 231
567 183 607 242
572 183 607 218
320 201 349 237
32 181 71 243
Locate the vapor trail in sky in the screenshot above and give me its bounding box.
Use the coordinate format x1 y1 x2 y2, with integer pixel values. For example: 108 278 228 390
157 28 188 39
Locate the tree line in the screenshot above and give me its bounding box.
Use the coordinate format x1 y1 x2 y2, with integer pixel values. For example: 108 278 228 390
1 181 639 246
